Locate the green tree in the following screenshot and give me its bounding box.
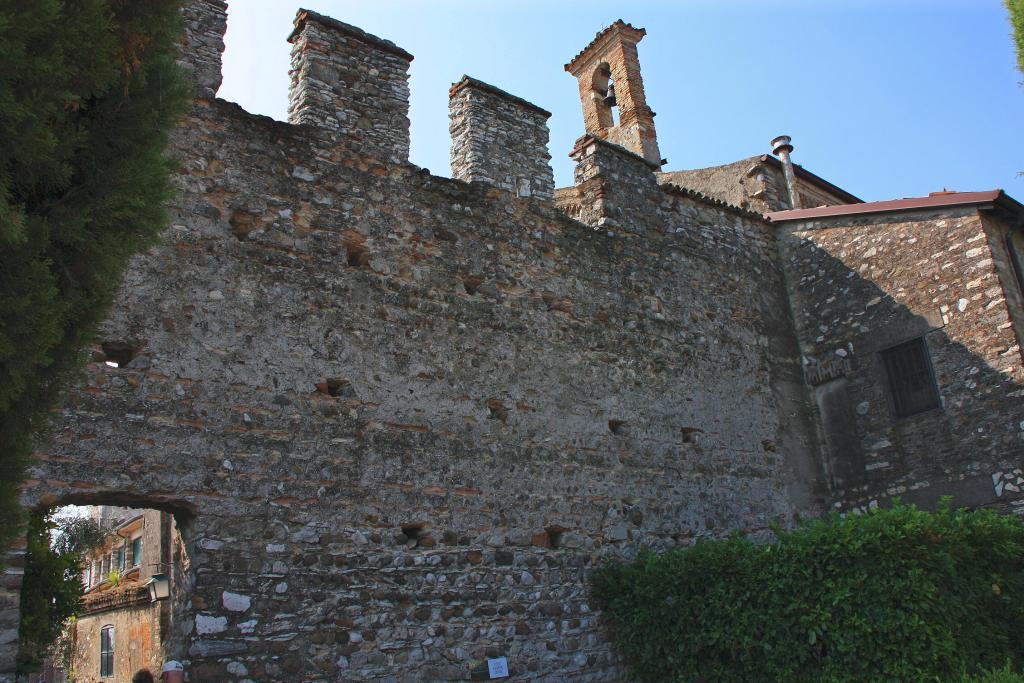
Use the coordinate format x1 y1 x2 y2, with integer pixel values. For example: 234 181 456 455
1009 0 1024 76
0 1 188 552
17 512 107 674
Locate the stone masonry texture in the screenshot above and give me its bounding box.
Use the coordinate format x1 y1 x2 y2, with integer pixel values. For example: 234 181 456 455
287 10 413 165
0 3 828 680
3 1 1023 680
449 76 555 202
778 207 1024 513
659 155 858 214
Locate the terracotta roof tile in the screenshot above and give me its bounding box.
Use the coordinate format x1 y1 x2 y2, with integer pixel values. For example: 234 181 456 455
766 190 1020 222
565 20 646 72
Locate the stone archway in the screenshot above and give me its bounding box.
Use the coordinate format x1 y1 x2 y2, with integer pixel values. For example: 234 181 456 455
3 493 199 682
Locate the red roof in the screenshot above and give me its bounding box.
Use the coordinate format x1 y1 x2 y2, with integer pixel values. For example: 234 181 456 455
767 190 1021 222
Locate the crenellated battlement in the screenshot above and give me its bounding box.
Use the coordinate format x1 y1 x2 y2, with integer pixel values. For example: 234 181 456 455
287 9 413 165
178 0 227 99
179 2 568 194
176 2 685 216
449 76 554 201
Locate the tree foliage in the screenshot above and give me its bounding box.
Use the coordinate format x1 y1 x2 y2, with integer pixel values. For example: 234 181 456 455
591 504 1024 682
17 512 107 674
0 0 187 550
1009 0 1024 76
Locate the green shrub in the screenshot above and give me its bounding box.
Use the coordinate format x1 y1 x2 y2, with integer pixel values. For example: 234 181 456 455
964 664 1024 683
591 504 1024 682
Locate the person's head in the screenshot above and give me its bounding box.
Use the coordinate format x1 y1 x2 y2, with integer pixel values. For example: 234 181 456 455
132 670 155 683
160 660 184 683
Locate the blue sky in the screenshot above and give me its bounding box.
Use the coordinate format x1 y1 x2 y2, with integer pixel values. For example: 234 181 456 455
219 1 1023 202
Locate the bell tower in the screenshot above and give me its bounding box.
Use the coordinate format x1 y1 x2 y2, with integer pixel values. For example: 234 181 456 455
565 20 663 167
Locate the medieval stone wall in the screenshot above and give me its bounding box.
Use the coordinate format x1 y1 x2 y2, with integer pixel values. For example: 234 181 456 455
777 208 1024 513
0 4 833 679
17 94 824 681
1 1 1014 679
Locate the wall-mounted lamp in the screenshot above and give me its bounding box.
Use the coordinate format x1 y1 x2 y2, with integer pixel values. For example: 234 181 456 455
146 573 170 602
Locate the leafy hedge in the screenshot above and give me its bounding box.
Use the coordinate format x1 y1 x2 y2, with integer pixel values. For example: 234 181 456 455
965 665 1024 683
591 504 1024 682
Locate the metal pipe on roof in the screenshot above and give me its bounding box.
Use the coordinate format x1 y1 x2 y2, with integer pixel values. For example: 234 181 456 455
771 135 802 210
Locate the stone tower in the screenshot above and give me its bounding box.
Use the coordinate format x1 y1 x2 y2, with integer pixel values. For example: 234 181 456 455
565 20 663 167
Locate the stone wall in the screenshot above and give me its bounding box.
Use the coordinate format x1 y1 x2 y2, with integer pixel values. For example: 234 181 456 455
0 4 833 679
449 76 554 201
777 208 1024 513
1 1 1015 679
287 10 413 164
564 134 664 233
659 157 770 212
14 94 825 680
660 155 857 214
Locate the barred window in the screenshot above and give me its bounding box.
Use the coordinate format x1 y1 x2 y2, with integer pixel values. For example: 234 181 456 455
100 625 114 677
880 337 940 417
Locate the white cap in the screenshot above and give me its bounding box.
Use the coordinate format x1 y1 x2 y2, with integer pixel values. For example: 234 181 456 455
161 661 184 673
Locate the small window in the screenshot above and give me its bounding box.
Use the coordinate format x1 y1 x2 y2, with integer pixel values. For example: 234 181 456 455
100 625 114 677
131 537 142 567
116 547 125 572
880 337 940 417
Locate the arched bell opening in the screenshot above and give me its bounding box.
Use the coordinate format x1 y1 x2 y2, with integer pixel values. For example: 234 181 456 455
591 62 619 128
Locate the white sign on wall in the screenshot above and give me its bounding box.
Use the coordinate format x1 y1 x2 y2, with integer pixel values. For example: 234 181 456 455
487 656 509 679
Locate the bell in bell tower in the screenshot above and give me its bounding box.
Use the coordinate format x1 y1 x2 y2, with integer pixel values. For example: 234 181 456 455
565 20 663 168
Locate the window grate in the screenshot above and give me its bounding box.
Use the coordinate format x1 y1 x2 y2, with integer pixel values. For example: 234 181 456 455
880 337 940 418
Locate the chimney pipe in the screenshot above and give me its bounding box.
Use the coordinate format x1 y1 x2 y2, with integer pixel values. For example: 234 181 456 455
771 135 801 210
